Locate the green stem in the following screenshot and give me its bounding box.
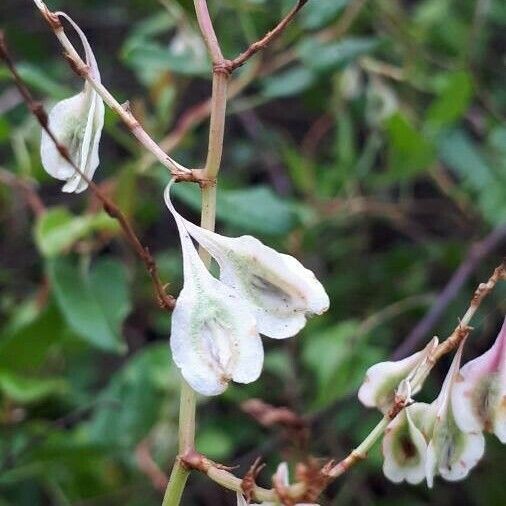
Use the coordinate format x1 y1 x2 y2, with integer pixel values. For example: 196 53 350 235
163 3 229 502
162 459 190 506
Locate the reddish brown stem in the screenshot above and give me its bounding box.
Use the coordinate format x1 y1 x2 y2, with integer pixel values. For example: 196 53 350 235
0 168 46 217
230 0 309 70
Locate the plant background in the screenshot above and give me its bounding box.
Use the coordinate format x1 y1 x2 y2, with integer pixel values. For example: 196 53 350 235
0 0 505 505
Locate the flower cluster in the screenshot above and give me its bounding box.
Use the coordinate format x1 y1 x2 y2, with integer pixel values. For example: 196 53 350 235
164 181 329 395
359 318 506 487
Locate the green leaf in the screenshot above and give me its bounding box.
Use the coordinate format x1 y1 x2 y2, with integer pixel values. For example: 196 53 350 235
385 113 436 179
439 129 493 189
0 63 70 99
196 426 233 460
126 11 176 40
426 71 473 130
261 66 316 98
0 371 67 404
303 320 382 409
123 40 209 84
439 129 506 225
48 257 131 353
0 303 67 372
282 144 316 194
298 37 380 73
173 184 298 235
35 208 118 258
300 0 350 30
87 344 179 448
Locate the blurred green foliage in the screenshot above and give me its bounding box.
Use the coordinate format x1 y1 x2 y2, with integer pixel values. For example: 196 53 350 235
0 0 505 505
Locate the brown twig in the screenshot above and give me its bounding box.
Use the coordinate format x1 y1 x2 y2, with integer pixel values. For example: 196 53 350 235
260 0 367 77
325 263 506 480
135 439 169 492
0 32 175 311
241 457 265 503
241 398 309 451
32 1 211 184
432 262 506 361
241 399 306 431
0 168 46 217
230 0 309 71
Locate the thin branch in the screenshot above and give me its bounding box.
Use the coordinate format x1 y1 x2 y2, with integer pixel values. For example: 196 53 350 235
136 438 169 492
0 167 46 217
32 0 207 184
0 32 176 312
193 0 224 65
230 0 309 71
260 0 367 76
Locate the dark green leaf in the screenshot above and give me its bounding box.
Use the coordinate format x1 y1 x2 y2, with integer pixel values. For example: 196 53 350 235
385 113 436 179
303 320 381 409
0 303 67 372
87 344 179 448
426 71 473 130
439 130 506 224
261 66 316 98
35 208 118 258
0 371 67 403
300 0 350 30
173 184 298 235
298 37 380 73
48 257 130 353
123 40 209 84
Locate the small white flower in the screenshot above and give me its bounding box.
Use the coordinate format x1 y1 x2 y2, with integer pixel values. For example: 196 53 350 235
358 337 438 414
382 403 435 485
39 10 104 193
169 186 263 396
452 317 506 442
425 341 485 488
236 462 319 505
164 184 329 339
